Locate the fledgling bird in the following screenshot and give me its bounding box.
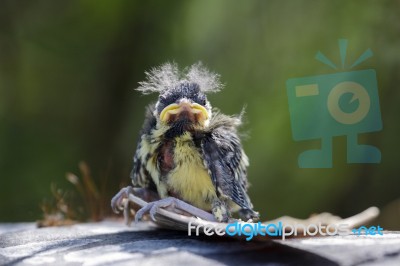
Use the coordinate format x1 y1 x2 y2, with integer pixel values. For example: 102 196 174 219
111 62 259 222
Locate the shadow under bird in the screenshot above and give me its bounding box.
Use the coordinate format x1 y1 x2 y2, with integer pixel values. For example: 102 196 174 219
112 62 259 223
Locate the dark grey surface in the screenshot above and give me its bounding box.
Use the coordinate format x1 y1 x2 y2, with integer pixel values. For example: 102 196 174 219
0 221 398 266
280 232 400 266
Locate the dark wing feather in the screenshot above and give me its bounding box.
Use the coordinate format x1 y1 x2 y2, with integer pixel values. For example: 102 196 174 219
130 103 157 191
200 111 253 210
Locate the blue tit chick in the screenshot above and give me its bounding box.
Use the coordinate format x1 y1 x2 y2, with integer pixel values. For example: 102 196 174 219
112 62 259 223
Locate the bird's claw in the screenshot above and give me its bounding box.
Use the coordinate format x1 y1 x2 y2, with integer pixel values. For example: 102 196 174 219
134 197 218 223
134 197 177 223
134 202 156 223
112 189 218 224
111 186 134 214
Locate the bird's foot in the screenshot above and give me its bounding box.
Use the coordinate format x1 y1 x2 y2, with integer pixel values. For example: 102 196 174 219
135 197 217 223
111 186 159 225
111 186 133 214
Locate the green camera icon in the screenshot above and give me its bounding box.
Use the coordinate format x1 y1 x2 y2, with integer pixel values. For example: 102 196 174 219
286 40 382 168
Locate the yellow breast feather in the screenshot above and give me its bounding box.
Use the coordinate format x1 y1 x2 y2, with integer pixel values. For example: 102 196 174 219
167 132 217 210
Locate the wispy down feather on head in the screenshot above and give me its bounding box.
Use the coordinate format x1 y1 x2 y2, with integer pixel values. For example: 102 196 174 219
137 62 223 95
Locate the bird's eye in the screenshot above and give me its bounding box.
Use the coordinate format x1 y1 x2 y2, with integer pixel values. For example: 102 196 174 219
195 95 206 106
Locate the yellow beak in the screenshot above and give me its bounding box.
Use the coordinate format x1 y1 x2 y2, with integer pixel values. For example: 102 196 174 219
160 102 209 122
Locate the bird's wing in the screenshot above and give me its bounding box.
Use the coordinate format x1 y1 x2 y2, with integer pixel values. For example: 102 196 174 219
200 111 254 210
130 138 151 188
130 104 157 190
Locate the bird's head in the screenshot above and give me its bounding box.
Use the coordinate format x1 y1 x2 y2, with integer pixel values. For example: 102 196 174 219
156 82 211 129
137 62 222 131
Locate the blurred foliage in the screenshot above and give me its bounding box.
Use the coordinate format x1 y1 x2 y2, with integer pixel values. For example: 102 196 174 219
0 0 399 229
37 162 106 227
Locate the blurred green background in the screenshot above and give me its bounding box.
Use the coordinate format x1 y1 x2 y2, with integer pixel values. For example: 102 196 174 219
1 0 399 228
